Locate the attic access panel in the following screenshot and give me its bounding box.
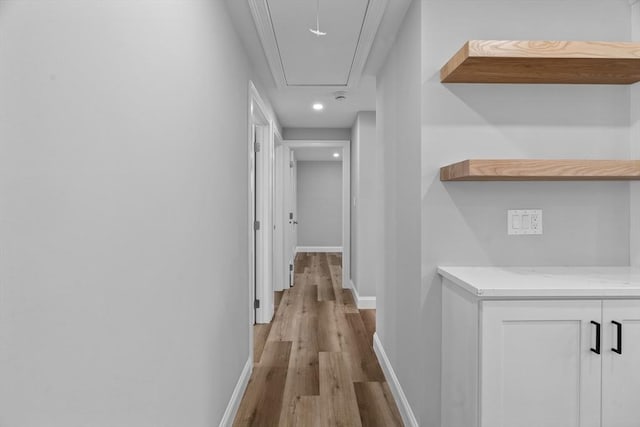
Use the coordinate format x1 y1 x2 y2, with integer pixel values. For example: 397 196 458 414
249 0 386 88
267 0 367 86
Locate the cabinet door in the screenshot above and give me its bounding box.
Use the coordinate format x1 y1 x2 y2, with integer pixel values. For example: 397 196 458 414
602 300 640 427
481 300 602 427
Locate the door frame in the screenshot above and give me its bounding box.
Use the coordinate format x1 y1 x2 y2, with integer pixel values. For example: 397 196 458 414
280 140 351 292
248 81 276 332
280 146 297 289
273 135 289 293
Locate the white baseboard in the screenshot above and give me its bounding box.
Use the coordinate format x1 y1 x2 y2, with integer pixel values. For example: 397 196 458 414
349 280 376 309
373 333 419 427
296 246 343 253
219 357 252 427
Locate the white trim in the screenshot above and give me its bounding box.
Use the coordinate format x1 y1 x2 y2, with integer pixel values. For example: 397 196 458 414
248 0 386 89
296 246 343 253
373 333 419 427
273 142 286 292
282 140 351 297
283 140 350 148
349 280 376 309
347 0 388 88
219 357 252 427
341 142 351 299
247 0 287 88
249 81 276 326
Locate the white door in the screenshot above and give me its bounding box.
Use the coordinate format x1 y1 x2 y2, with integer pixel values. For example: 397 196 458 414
254 126 264 323
602 300 640 427
291 153 297 263
253 124 275 324
283 148 297 287
273 144 285 292
481 300 602 427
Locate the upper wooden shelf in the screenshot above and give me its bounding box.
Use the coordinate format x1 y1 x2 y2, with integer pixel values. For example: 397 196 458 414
440 159 640 181
440 40 640 84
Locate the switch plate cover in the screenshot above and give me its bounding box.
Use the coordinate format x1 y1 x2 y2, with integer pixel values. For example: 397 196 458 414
508 209 543 235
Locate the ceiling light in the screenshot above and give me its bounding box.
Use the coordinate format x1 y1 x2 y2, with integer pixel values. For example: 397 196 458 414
313 103 324 111
309 0 327 36
333 152 340 158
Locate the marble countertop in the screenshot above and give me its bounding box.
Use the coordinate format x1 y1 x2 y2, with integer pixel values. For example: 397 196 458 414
437 266 640 298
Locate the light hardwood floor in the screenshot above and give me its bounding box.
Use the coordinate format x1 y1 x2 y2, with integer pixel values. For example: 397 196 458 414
234 252 403 427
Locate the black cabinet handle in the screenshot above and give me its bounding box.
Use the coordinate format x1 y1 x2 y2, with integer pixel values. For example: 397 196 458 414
591 321 601 354
612 321 622 355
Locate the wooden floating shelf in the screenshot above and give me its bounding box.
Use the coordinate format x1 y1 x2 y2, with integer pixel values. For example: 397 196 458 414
440 159 640 181
440 40 640 84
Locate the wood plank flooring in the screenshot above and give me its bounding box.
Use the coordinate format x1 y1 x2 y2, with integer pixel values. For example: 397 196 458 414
234 252 403 427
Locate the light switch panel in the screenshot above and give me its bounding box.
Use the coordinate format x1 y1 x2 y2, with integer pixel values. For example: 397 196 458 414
508 209 543 235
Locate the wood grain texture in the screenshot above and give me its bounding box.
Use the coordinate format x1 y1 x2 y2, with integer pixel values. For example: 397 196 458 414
283 396 322 427
234 253 402 426
354 382 404 427
319 352 363 427
440 40 640 84
253 323 272 365
360 310 376 345
234 342 292 426
440 159 640 181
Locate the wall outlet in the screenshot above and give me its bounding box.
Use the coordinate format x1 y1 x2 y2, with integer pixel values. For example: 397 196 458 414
508 209 543 235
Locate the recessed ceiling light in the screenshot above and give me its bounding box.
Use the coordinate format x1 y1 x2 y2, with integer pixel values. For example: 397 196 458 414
313 103 324 111
333 152 340 158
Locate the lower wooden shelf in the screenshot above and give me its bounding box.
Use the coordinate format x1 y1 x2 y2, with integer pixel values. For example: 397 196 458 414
440 159 640 181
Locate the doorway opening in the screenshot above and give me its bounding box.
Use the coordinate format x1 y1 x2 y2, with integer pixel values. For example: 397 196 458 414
274 140 351 294
248 82 275 335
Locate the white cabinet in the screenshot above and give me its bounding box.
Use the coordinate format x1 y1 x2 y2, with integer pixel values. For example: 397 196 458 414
602 301 640 427
481 300 602 427
439 268 640 427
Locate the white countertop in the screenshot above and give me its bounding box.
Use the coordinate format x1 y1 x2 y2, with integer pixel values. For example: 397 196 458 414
437 266 640 298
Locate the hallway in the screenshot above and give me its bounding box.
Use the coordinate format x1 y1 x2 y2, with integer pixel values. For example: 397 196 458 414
233 253 403 426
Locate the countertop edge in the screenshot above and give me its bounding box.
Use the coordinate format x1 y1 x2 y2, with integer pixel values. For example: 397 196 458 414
437 267 483 297
437 266 640 299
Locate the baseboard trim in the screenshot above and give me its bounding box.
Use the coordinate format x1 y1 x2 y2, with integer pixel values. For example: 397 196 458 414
349 280 376 309
296 246 343 253
373 333 419 427
219 357 252 427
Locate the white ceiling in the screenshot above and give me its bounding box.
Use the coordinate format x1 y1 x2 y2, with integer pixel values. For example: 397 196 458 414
292 146 343 162
224 0 412 129
267 0 369 86
273 75 376 128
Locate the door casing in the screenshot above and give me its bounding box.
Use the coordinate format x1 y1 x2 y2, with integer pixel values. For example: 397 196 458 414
279 140 351 293
248 82 276 332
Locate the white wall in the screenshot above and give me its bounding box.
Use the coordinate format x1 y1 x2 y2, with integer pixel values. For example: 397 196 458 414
0 1 258 425
350 112 383 297
376 0 423 421
378 1 635 425
632 2 640 267
296 161 343 247
283 127 351 141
